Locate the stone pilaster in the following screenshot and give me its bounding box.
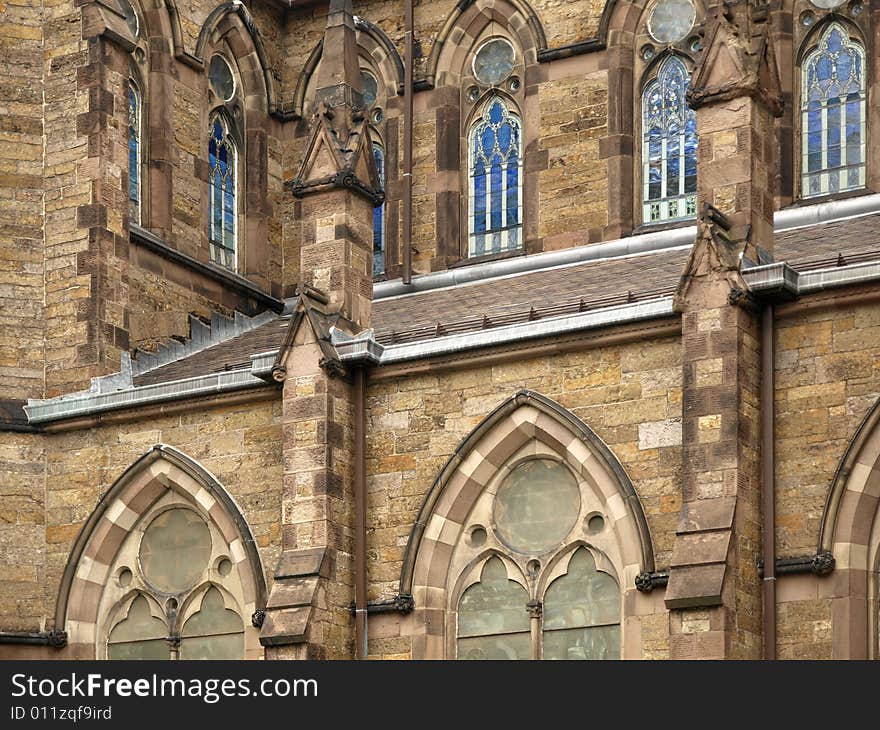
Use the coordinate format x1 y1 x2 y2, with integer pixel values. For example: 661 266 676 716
665 1 782 659
261 0 380 659
44 0 135 396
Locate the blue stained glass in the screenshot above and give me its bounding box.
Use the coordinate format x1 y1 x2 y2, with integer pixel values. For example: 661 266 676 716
128 84 140 222
468 96 522 255
490 158 503 232
474 163 487 233
506 159 519 227
372 143 385 275
641 56 697 221
498 122 511 152
801 23 866 197
208 116 236 268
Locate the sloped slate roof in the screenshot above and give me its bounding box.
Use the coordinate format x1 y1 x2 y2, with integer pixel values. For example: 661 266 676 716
130 212 880 386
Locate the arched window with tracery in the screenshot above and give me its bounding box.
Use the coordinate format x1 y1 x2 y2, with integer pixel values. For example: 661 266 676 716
102 499 248 660
208 114 238 270
641 55 697 224
453 458 621 660
128 79 142 225
468 96 522 257
801 23 866 198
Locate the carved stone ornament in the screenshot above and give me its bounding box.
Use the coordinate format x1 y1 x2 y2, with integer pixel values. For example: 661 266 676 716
251 609 267 628
811 551 835 576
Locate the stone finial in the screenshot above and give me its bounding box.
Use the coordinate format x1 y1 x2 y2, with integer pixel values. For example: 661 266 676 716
288 0 383 204
687 0 783 117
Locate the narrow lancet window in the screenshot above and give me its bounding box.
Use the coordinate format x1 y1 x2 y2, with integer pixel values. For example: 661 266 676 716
642 56 697 224
468 96 522 257
128 80 141 225
208 116 237 270
373 142 385 276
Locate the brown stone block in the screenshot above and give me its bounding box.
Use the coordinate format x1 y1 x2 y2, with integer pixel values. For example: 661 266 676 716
670 530 732 567
274 547 330 580
665 563 726 609
259 606 310 646
676 497 736 533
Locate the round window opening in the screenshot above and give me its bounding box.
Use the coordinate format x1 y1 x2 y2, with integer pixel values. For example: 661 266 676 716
493 459 581 554
360 71 378 108
648 0 697 44
810 0 846 7
472 39 516 86
139 508 212 593
209 55 236 102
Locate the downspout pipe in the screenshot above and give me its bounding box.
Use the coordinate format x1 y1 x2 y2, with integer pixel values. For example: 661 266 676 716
761 304 776 659
353 366 368 659
401 0 414 285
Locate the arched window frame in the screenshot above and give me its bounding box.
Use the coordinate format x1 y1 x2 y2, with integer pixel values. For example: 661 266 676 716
448 451 623 660
207 111 240 271
639 54 698 225
466 93 524 257
122 0 149 228
798 20 867 200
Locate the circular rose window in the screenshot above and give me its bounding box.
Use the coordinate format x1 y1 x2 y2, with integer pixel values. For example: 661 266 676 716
648 0 697 44
473 38 516 86
139 508 212 593
208 55 236 102
493 459 581 554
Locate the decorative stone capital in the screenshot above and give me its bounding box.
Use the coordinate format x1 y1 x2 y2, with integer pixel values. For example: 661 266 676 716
811 551 835 576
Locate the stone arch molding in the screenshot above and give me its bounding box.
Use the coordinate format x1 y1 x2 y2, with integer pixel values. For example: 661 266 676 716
56 444 267 658
818 395 880 658
401 390 655 659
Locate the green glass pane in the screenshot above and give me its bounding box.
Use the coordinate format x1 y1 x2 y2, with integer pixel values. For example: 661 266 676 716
543 548 619 630
493 459 581 554
458 557 529 638
457 632 531 660
108 594 167 644
542 625 621 660
179 632 244 660
181 586 244 637
107 639 170 660
139 508 212 593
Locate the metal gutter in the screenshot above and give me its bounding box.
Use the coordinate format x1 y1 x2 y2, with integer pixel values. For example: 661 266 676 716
334 297 676 365
743 259 880 297
0 630 66 647
374 193 880 300
25 355 275 424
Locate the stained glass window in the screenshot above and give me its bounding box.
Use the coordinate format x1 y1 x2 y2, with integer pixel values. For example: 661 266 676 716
457 557 531 660
642 56 697 224
128 80 141 225
472 39 515 86
361 71 378 108
542 548 620 660
648 0 696 44
468 96 522 256
208 116 237 270
801 24 866 198
373 142 385 276
209 55 235 102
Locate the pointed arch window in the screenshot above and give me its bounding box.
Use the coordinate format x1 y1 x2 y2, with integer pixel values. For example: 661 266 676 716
208 115 238 270
128 80 142 225
801 23 866 198
454 458 622 660
101 501 247 660
373 142 385 276
642 56 698 224
468 96 522 257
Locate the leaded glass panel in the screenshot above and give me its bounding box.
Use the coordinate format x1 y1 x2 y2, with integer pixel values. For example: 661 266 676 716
472 39 516 86
457 557 530 660
648 0 696 44
493 459 581 554
209 56 235 102
468 97 522 256
107 595 169 660
801 24 866 198
139 508 212 594
128 81 141 225
179 587 244 660
208 117 237 269
642 56 697 224
373 143 385 276
542 548 620 660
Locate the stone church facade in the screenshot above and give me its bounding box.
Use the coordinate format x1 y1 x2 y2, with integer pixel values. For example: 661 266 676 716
1 0 879 660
